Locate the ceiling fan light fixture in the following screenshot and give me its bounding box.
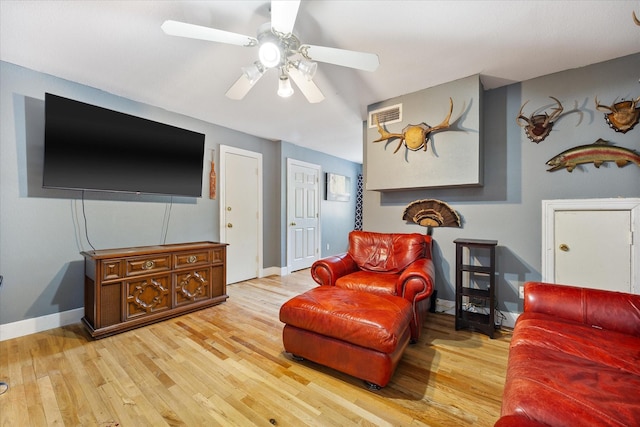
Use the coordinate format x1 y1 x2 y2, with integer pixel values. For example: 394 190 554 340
278 74 294 98
294 59 317 80
258 40 282 68
241 61 265 84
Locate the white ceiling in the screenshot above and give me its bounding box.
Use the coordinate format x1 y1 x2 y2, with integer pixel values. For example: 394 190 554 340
2 1 639 163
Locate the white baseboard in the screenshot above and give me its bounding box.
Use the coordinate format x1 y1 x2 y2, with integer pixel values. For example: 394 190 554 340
261 266 287 277
1 268 285 341
0 307 84 342
434 298 519 329
0 289 519 342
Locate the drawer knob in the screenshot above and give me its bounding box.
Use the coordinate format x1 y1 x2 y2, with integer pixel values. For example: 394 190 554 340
188 255 197 263
142 260 156 270
559 243 569 252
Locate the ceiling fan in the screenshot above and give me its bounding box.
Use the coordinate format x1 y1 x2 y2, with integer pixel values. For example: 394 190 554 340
161 0 379 103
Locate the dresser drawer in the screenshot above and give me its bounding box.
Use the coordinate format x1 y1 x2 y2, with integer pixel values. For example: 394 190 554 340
125 274 171 320
101 260 123 281
211 247 225 264
174 250 211 269
126 255 171 277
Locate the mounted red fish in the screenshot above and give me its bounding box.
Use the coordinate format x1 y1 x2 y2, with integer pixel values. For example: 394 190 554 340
546 138 640 172
516 96 564 143
595 96 640 133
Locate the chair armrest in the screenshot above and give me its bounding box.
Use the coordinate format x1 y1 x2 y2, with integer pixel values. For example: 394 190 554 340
397 257 435 303
310 253 359 287
524 282 640 337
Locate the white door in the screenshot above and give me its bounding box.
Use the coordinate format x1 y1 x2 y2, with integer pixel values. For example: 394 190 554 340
554 210 632 291
287 159 320 273
219 146 262 284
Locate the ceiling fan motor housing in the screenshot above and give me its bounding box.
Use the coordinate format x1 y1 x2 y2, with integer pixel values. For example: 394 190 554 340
257 22 300 68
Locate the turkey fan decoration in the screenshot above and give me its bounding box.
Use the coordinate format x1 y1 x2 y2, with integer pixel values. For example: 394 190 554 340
403 199 461 230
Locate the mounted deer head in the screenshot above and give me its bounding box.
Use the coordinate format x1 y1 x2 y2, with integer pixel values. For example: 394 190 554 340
595 96 640 133
516 96 564 143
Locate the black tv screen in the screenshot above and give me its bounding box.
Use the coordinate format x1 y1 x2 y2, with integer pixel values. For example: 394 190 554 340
43 93 205 197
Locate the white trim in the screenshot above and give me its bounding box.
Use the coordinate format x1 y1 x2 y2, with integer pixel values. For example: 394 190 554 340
0 308 83 341
260 266 286 277
286 158 322 275
219 145 263 284
542 198 640 294
434 298 518 329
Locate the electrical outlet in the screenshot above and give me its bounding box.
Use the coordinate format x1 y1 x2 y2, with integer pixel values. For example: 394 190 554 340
519 285 524 299
326 243 330 251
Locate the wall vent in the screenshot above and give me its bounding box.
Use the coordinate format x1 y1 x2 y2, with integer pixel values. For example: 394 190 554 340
368 104 402 128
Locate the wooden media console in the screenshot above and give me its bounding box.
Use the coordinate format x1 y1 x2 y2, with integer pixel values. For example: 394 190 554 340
81 241 228 338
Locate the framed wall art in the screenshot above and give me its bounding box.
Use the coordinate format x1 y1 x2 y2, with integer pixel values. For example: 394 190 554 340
326 173 351 201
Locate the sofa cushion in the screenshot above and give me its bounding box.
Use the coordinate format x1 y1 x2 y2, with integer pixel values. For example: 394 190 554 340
348 231 425 273
514 313 640 376
279 286 412 354
335 270 397 296
501 314 640 426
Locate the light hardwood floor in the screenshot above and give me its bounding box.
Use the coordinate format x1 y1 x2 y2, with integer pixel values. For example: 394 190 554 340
0 269 511 426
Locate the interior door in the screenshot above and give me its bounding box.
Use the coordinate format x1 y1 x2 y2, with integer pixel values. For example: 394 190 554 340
554 210 632 292
287 159 320 273
220 146 262 284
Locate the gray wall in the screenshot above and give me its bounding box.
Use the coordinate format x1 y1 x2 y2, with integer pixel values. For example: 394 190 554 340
1 61 359 326
363 53 640 320
280 142 362 260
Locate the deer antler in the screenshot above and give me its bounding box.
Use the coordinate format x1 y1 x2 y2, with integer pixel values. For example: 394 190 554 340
543 96 564 127
429 98 454 132
595 96 614 113
516 100 532 127
373 116 404 142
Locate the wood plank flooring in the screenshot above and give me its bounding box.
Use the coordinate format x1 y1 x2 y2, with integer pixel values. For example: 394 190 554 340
0 269 511 426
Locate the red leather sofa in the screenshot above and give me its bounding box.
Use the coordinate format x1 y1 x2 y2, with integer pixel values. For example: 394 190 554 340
496 282 640 427
310 230 435 342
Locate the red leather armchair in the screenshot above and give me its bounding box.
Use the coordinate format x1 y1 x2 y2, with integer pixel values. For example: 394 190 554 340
310 230 435 342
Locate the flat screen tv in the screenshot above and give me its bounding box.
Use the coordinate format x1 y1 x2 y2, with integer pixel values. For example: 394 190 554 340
43 93 205 197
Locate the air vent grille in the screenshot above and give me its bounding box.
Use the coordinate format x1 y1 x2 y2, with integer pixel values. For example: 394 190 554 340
369 104 402 128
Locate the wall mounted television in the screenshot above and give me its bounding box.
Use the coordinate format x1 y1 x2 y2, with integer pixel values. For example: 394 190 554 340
43 93 206 197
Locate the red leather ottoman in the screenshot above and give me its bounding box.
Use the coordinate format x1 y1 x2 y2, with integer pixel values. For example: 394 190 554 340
279 286 412 389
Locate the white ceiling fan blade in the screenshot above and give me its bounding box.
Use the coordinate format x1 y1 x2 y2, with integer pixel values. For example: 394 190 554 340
271 0 301 35
161 20 257 47
300 45 379 72
225 73 262 100
288 68 325 103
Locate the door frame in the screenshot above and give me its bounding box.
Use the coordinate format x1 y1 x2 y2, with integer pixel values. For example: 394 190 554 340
219 145 264 279
542 198 640 294
286 158 321 274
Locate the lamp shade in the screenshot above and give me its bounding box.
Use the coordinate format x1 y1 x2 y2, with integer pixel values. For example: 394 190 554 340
241 62 265 84
278 75 294 97
295 59 317 80
259 41 282 68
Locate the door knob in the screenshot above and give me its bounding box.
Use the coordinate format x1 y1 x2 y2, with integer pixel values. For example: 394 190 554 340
290 222 296 226
559 243 569 252
227 223 233 228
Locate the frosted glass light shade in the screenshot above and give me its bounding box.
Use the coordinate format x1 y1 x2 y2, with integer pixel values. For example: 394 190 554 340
241 62 265 84
259 41 282 68
278 76 294 97
295 60 317 80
